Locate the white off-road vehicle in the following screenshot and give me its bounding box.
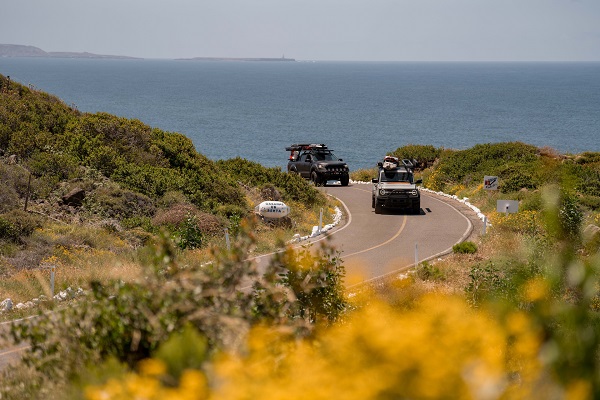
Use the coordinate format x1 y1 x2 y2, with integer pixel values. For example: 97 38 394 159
372 156 422 214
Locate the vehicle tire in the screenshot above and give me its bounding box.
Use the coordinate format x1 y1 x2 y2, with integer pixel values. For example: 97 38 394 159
374 202 383 214
412 202 421 215
340 175 349 186
311 170 323 186
372 196 375 208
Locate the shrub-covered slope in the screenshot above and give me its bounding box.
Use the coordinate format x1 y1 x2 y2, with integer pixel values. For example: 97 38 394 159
0 74 324 271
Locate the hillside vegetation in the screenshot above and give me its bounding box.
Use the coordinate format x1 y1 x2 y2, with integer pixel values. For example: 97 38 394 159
3 74 600 399
0 73 327 286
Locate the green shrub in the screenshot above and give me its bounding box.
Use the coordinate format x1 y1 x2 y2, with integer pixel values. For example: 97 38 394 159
85 184 156 220
87 145 126 177
429 142 539 191
465 261 513 305
558 192 583 239
174 214 204 250
391 144 442 170
0 210 42 243
416 261 446 281
350 167 378 182
152 204 224 236
27 151 80 181
0 164 31 198
217 157 324 207
0 185 19 213
452 241 478 254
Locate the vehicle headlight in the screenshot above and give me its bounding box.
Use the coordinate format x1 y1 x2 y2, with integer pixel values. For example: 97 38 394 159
317 164 327 170
379 189 388 196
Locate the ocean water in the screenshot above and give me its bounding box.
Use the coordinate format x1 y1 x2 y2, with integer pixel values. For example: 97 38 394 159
1 58 599 171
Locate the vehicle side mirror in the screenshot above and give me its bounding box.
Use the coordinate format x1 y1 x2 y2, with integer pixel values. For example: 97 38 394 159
372 178 379 183
415 179 423 184
339 158 343 161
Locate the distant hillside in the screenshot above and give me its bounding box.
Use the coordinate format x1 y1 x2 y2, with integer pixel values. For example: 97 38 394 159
0 44 140 59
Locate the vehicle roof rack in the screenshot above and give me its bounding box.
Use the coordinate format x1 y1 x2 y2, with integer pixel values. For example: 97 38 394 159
285 143 329 152
401 159 414 169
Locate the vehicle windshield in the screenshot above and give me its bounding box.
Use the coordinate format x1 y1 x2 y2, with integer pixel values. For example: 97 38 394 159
380 170 413 183
312 151 338 161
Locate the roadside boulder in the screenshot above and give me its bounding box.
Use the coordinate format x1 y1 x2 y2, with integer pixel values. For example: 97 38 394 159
62 188 86 207
1 298 13 311
260 185 282 201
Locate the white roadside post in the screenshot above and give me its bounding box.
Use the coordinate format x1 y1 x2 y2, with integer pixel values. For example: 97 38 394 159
319 208 323 234
482 215 488 235
414 243 419 268
224 228 231 251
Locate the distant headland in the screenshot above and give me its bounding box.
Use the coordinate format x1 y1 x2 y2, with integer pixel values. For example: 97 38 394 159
0 44 140 60
0 44 295 61
178 56 296 62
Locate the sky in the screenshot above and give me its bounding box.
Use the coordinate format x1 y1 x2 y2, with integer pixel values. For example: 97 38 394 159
2 0 600 61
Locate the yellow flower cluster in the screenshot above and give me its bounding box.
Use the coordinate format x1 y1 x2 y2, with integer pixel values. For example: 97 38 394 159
85 294 551 400
85 359 208 400
489 210 541 235
213 294 544 399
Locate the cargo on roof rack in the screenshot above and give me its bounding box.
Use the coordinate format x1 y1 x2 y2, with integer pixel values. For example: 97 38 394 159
377 156 416 172
285 143 328 152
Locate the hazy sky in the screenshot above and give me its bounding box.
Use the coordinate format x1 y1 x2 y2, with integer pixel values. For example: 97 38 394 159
2 0 599 61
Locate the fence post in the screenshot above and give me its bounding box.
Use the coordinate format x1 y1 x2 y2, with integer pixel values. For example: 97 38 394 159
50 265 56 298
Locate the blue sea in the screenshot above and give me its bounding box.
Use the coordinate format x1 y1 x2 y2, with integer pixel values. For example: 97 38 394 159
1 58 599 171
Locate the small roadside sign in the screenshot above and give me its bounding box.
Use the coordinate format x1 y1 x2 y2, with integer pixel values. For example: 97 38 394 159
497 200 519 214
484 176 499 190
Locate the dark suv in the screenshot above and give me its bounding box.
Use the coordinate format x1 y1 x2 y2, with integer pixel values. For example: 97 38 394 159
286 143 350 186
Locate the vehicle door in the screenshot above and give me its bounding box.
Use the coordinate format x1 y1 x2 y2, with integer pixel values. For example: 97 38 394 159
297 152 312 178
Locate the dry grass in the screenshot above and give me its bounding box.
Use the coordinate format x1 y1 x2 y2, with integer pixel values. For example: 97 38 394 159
0 196 339 316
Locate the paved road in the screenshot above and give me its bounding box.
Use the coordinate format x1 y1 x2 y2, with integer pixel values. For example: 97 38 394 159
250 183 478 287
319 184 474 286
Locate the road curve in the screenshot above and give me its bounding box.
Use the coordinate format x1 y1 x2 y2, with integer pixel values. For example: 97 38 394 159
319 183 475 286
249 182 479 287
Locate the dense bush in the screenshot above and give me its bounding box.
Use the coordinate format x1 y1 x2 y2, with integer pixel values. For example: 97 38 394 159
84 183 156 220
152 203 225 248
217 157 325 207
452 241 478 254
0 210 42 244
427 142 540 191
391 144 442 170
350 167 378 182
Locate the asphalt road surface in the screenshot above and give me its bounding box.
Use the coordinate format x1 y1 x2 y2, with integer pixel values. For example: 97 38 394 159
320 183 474 286
250 182 478 287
